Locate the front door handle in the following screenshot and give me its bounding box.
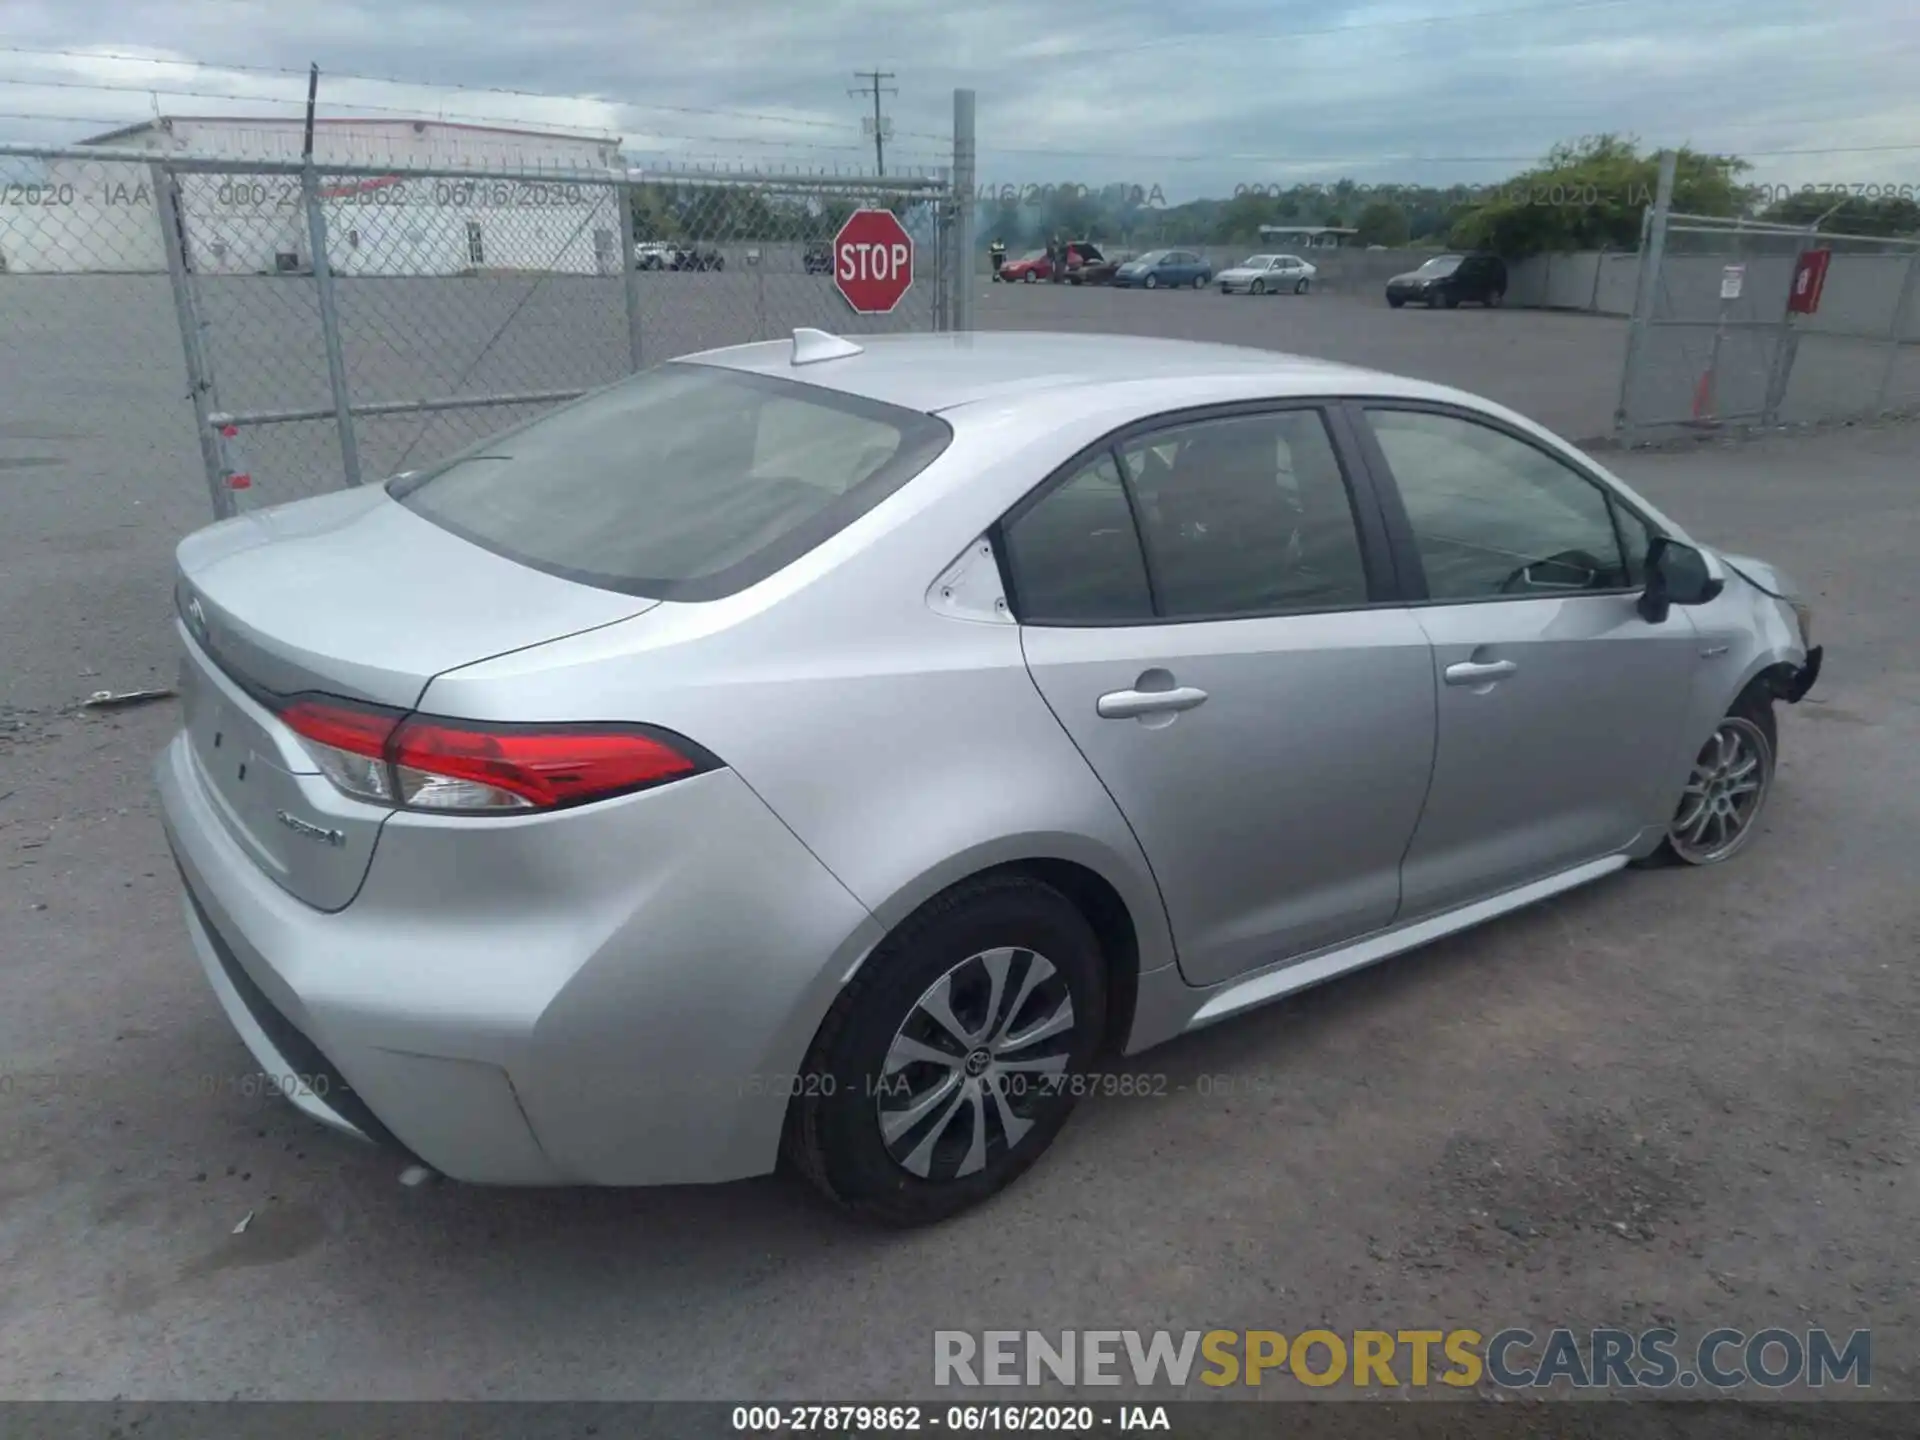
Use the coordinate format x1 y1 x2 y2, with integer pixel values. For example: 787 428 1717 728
1097 685 1209 720
1444 659 1518 686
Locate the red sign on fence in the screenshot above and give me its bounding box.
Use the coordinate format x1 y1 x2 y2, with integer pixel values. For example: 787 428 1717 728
1789 248 1832 316
833 209 915 315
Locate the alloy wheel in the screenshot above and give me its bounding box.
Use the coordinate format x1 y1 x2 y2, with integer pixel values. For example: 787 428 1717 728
1668 716 1772 864
876 946 1076 1181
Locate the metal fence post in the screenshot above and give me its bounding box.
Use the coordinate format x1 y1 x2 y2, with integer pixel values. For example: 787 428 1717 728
932 169 950 332
1590 244 1607 313
952 88 978 332
1613 150 1677 442
151 161 235 521
300 161 363 488
616 176 644 370
1874 244 1920 414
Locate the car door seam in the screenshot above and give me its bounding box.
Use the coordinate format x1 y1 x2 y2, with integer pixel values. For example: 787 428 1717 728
1395 608 1448 915
1014 624 1183 978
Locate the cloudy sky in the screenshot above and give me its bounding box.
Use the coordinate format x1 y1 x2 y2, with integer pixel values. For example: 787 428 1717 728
3 0 1917 198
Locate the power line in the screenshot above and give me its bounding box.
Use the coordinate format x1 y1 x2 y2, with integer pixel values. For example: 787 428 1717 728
0 44 869 136
848 69 896 176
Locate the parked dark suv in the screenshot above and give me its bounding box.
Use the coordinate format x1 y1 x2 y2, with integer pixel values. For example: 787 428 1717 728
1386 252 1507 308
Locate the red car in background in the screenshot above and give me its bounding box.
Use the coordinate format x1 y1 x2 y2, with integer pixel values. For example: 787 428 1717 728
997 242 1101 283
997 248 1054 283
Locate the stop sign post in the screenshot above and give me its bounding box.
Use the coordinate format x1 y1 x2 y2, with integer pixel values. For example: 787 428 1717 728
833 209 914 315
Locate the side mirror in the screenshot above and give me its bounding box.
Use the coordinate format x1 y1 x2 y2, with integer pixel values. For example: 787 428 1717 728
1638 537 1725 623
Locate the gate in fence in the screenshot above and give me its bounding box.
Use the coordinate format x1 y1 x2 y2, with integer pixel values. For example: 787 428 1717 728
1617 199 1920 443
0 91 976 519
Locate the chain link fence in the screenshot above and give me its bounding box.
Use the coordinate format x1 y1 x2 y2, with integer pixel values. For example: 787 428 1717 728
1617 202 1920 442
1 103 974 520
0 153 206 539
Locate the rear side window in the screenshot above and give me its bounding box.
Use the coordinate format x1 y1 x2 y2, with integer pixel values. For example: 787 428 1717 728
1001 408 1372 624
1001 453 1153 623
1121 411 1369 617
391 363 951 600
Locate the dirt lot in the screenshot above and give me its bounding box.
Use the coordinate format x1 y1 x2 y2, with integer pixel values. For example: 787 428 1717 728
0 273 1914 1404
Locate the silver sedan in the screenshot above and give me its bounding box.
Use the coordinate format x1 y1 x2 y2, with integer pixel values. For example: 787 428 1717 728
157 330 1820 1226
1218 253 1317 294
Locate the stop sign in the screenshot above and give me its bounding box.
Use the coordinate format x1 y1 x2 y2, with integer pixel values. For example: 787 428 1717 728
833 209 915 314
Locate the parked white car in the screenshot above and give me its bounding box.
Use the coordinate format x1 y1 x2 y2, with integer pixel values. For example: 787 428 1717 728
1218 254 1317 295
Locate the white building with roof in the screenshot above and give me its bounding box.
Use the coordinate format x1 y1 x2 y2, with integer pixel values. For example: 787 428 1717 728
1 115 626 276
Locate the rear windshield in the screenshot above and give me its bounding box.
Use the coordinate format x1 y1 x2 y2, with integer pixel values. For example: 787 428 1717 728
390 363 951 601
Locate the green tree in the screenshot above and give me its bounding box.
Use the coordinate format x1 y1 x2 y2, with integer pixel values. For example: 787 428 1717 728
1758 191 1920 236
1211 191 1282 245
630 184 681 241
1447 136 1749 257
1354 199 1411 248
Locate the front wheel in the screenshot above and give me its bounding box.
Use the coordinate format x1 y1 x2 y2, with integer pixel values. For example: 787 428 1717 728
1647 695 1777 867
784 874 1108 1227
1023 272 1036 283
1143 274 1159 289
1250 279 1265 295
1388 295 1405 308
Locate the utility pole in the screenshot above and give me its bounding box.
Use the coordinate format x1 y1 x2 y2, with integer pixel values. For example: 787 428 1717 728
849 69 897 177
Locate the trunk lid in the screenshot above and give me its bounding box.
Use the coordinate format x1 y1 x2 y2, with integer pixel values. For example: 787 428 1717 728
174 486 656 910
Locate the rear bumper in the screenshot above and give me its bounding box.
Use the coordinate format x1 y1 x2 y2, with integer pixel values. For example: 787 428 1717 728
156 730 883 1187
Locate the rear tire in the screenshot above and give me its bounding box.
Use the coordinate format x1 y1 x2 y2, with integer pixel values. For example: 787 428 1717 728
784 874 1107 1227
1294 278 1310 294
1193 274 1207 290
1443 293 1461 309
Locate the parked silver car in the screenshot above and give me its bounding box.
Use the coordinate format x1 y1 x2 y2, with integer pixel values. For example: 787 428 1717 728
1218 253 1317 295
158 330 1820 1226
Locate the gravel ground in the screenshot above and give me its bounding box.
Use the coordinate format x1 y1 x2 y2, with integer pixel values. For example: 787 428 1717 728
0 270 1913 1405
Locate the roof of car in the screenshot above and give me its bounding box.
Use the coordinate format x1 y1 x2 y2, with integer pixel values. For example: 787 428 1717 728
679 330 1429 414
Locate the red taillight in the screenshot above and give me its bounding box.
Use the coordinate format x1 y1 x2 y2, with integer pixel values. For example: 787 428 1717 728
390 718 702 810
276 695 711 814
281 697 401 758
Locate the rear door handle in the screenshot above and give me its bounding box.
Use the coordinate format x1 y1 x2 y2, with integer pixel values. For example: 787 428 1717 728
1096 685 1209 719
1444 659 1518 686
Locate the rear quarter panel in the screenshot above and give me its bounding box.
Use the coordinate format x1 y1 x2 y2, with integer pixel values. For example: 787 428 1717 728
416 399 1216 996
